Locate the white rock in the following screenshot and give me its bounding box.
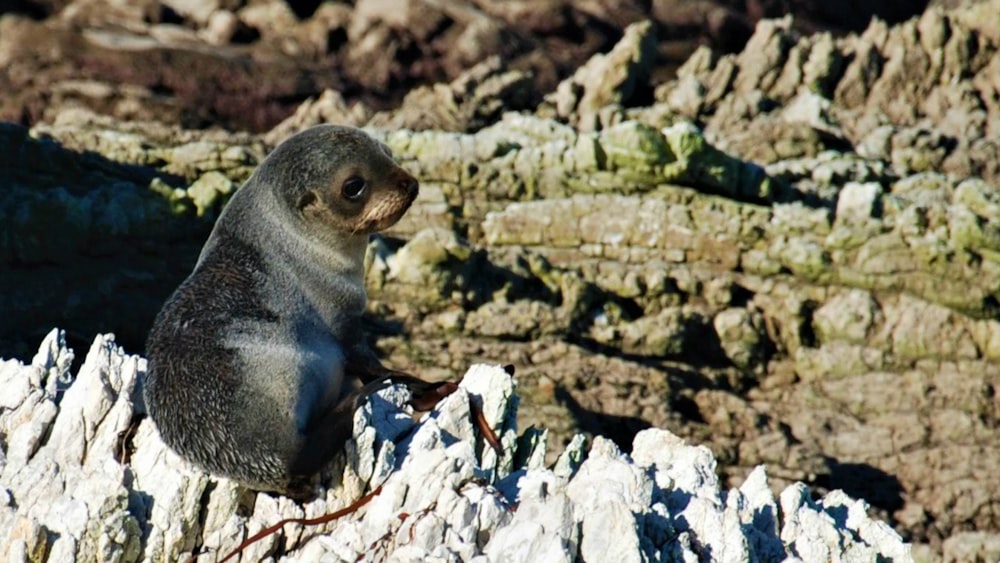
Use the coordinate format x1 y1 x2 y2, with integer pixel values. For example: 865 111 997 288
836 181 883 224
0 331 913 562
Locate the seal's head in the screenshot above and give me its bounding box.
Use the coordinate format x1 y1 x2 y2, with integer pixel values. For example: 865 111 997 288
256 125 418 237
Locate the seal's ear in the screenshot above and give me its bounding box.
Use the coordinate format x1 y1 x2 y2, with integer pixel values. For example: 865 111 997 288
377 141 393 159
297 191 319 212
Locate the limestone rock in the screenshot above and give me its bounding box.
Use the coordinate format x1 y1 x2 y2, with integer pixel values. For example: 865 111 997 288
713 307 770 372
0 330 910 561
662 1 1000 186
266 56 535 142
540 20 657 131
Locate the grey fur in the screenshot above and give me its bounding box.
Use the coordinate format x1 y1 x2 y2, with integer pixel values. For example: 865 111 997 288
144 125 419 494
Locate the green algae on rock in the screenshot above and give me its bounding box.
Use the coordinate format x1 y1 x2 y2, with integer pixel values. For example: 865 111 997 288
381 114 777 206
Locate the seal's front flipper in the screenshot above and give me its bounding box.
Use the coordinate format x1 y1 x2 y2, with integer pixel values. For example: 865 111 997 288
404 379 503 456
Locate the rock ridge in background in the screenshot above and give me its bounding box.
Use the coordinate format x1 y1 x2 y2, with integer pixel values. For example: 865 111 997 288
1 0 937 132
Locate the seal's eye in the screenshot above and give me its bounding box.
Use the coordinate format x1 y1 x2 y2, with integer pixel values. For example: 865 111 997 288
342 177 367 201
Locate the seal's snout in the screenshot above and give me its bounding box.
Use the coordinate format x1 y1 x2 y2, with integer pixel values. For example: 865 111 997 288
401 176 418 198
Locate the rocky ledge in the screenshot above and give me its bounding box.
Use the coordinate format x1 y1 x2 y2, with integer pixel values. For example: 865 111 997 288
0 330 907 561
4 1 1000 560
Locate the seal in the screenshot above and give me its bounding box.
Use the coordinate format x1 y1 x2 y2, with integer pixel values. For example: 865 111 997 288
144 124 425 495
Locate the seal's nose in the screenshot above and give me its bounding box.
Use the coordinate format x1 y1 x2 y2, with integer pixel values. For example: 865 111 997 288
401 176 418 197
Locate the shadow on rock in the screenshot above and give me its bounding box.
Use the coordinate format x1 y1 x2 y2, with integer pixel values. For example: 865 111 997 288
554 385 653 455
818 460 905 525
0 123 211 363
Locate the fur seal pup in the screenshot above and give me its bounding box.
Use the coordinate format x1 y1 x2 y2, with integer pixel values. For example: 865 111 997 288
144 124 431 495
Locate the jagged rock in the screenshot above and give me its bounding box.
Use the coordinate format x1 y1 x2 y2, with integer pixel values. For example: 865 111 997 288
5 105 999 557
713 307 770 372
0 10 347 131
617 307 707 358
0 118 260 359
835 181 882 224
539 20 657 131
0 0 672 130
5 5 1000 555
263 89 372 143
941 532 1000 563
661 1 1000 185
478 165 1000 320
381 114 774 223
266 56 536 141
0 330 911 561
1 0 939 134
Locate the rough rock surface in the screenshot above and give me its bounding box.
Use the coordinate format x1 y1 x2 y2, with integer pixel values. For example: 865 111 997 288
660 4 1000 186
0 330 909 561
4 3 1000 560
0 116 261 360
1 0 933 132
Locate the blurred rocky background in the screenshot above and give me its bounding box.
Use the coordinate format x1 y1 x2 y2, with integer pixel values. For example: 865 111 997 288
1 0 937 131
2 0 1000 560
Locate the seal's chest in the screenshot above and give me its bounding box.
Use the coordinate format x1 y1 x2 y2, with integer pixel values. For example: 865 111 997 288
293 336 348 431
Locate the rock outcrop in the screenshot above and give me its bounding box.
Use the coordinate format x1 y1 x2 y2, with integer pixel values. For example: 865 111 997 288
1 0 933 131
3 3 1000 559
0 330 909 561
